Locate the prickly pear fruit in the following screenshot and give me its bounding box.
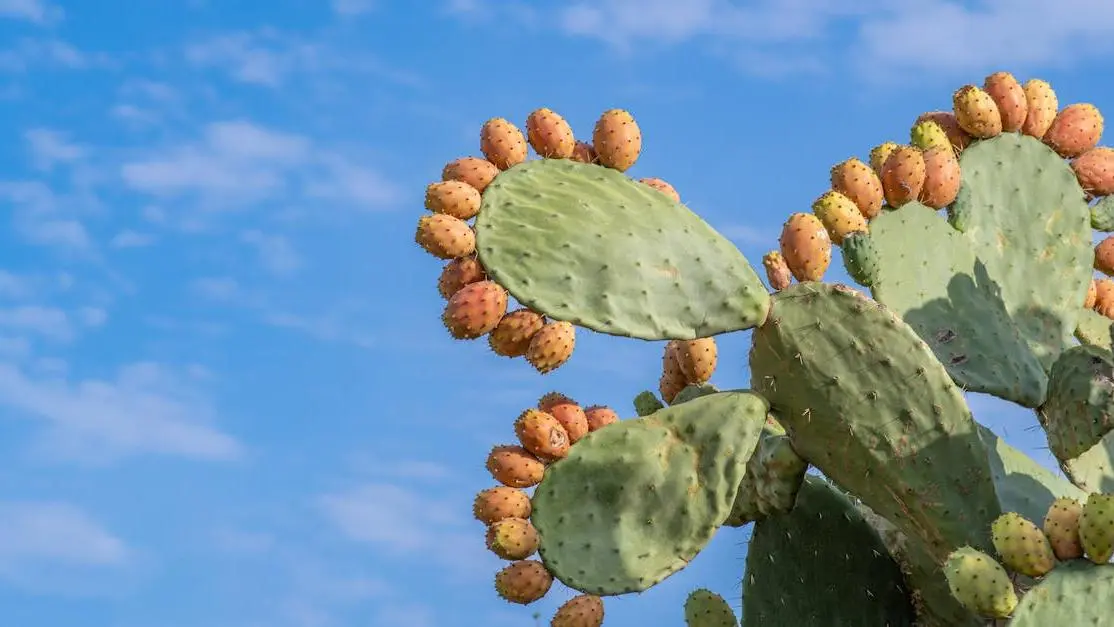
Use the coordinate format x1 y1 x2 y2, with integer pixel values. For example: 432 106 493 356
489 309 546 357
840 231 880 287
674 337 717 384
1072 147 1114 196
990 512 1055 577
486 445 545 488
546 400 589 444
1022 79 1059 139
525 321 575 374
551 594 604 627
917 112 971 154
683 588 737 627
442 156 499 193
1042 496 1084 560
639 177 680 202
416 213 476 259
494 559 552 605
983 71 1028 132
910 119 951 152
442 280 508 339
437 255 486 299
592 109 641 172
829 157 884 219
779 213 832 282
525 108 575 159
1096 236 1114 276
1079 492 1114 564
953 85 1003 139
570 141 598 164
660 340 687 404
942 546 1018 618
537 392 575 413
514 409 570 461
480 117 528 170
811 190 868 245
633 390 664 416
761 251 792 291
880 145 926 207
473 486 532 525
583 405 619 432
485 516 540 560
869 142 898 177
1095 278 1114 318
919 145 962 209
1086 279 1099 309
1044 103 1104 158
425 180 482 220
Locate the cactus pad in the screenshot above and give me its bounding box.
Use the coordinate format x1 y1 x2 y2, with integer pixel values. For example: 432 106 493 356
976 423 1086 523
475 159 770 340
723 429 807 526
1007 560 1114 626
1076 309 1113 349
1038 345 1114 461
1091 195 1114 232
684 589 738 627
531 391 767 594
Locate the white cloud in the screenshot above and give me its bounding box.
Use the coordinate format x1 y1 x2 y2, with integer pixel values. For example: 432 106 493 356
77 306 107 327
109 230 155 248
0 305 72 341
25 128 84 170
318 484 460 553
0 0 62 24
0 181 94 253
0 38 107 72
261 309 376 349
241 230 302 276
0 501 127 566
331 0 376 17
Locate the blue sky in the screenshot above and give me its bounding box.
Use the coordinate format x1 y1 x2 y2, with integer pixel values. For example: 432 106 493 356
0 0 1111 625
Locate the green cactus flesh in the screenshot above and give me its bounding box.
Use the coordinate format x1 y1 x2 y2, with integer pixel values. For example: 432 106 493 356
633 390 664 416
947 133 1092 371
839 230 880 287
1091 195 1114 232
1075 309 1112 349
1007 560 1114 626
671 383 719 405
723 427 807 527
863 204 1047 407
531 391 767 595
684 588 738 627
1038 345 1114 461
1057 431 1114 494
474 159 770 340
976 423 1086 522
740 475 916 626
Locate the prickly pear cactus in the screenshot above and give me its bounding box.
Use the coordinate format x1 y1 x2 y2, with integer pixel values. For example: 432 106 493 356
414 74 1114 626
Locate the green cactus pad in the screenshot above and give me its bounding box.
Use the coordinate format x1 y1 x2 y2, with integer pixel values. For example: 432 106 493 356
475 159 771 340
684 589 738 627
1007 560 1114 626
633 390 664 416
866 204 1047 407
1091 195 1114 231
1075 309 1112 350
839 230 880 287
948 133 1092 370
672 383 719 405
741 475 916 626
1059 438 1114 493
723 430 807 527
1038 345 1114 461
531 391 767 595
976 423 1086 523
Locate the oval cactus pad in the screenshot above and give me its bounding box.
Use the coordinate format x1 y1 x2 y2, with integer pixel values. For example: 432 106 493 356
1007 560 1114 627
476 159 770 340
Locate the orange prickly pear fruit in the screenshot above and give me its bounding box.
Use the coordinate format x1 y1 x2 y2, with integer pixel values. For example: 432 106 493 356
525 321 575 374
570 141 598 164
473 486 532 525
779 213 831 282
1044 104 1104 158
1021 79 1059 139
416 213 475 260
584 405 619 432
546 400 589 444
811 189 868 245
1072 147 1114 196
953 85 1003 139
486 517 540 560
592 109 641 171
674 337 717 384
425 180 481 220
659 340 687 404
880 145 926 208
486 445 545 488
525 108 576 159
442 156 499 192
489 309 546 357
441 280 508 339
437 255 486 299
919 146 962 209
480 117 528 170
537 392 576 412
494 559 552 604
1094 278 1114 318
1095 236 1114 276
551 594 605 627
830 157 884 219
1042 497 1084 561
983 71 1028 132
639 177 680 202
762 251 792 291
514 408 571 461
1085 279 1099 309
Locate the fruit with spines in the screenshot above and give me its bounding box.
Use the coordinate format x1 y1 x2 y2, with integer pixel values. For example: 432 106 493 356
416 213 476 259
537 392 575 413
674 337 717 384
919 145 962 209
583 405 619 432
880 145 926 207
942 547 1018 618
486 445 545 488
525 108 575 159
1097 237 1114 275
639 177 680 202
489 309 546 357
592 109 641 171
840 230 880 287
868 142 898 177
437 255 486 299
915 110 972 152
442 156 499 192
761 251 791 291
473 486 532 525
953 85 1003 138
778 213 831 282
546 400 589 444
1072 147 1114 196
660 340 687 404
811 189 868 244
1079 492 1114 564
570 141 598 164
983 71 1028 132
525 321 575 374
829 157 884 219
486 516 540 560
551 594 604 627
910 119 951 151
514 408 570 461
683 588 737 627
494 559 553 604
425 180 481 220
1044 104 1104 158
1022 79 1059 138
990 512 1055 577
442 280 508 339
480 117 528 170
1085 279 1099 309
1095 278 1114 318
1042 497 1084 560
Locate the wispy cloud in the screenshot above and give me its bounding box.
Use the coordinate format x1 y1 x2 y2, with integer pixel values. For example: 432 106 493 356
241 230 302 277
0 0 63 25
331 0 377 17
0 38 109 72
25 129 84 170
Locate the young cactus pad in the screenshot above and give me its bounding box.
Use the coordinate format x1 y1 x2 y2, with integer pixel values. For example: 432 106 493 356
1006 560 1114 626
475 159 770 340
1039 345 1114 493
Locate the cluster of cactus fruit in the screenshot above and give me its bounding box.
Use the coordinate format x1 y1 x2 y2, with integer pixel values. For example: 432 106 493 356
415 70 1114 625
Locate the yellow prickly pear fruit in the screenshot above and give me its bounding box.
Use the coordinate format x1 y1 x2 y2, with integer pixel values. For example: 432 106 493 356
473 486 532 525
1095 236 1114 276
1095 278 1114 319
486 445 545 488
915 111 971 153
1079 492 1114 564
480 117 528 170
953 85 1003 139
425 180 482 220
437 255 486 300
583 405 619 432
570 140 598 164
779 213 831 282
1072 147 1114 196
546 400 589 444
1042 497 1084 560
525 108 576 159
489 308 546 357
919 146 962 209
762 251 792 291
869 142 898 177
442 155 499 192
525 320 575 374
811 190 868 245
674 337 717 384
983 71 1028 132
910 119 951 152
441 280 508 339
486 516 540 560
1044 103 1105 158
1085 279 1099 310
880 145 926 208
660 340 687 404
942 546 1018 618
494 559 553 604
551 594 604 627
1022 79 1059 139
592 109 641 172
990 512 1055 577
830 157 884 219
639 177 680 202
416 213 476 260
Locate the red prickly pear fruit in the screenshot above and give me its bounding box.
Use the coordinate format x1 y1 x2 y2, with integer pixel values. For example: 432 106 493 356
570 141 598 164
952 85 1003 139
480 117 528 170
486 445 545 488
546 401 589 444
489 309 546 357
1072 147 1114 196
1042 497 1084 561
868 142 898 178
438 255 486 299
779 212 831 282
880 145 926 208
583 405 619 432
762 251 792 291
639 177 680 202
514 408 571 461
674 337 717 384
983 72 1028 133
416 214 476 260
1044 104 1104 158
425 180 481 220
830 157 884 219
494 559 552 605
442 280 508 339
1085 279 1099 309
910 120 951 152
1095 236 1114 276
486 516 540 560
442 156 499 193
811 190 868 245
526 108 576 159
592 109 641 172
1094 278 1114 318
551 594 605 627
537 392 576 412
1022 79 1059 139
473 486 532 525
919 146 962 209
526 321 575 374
915 111 971 153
